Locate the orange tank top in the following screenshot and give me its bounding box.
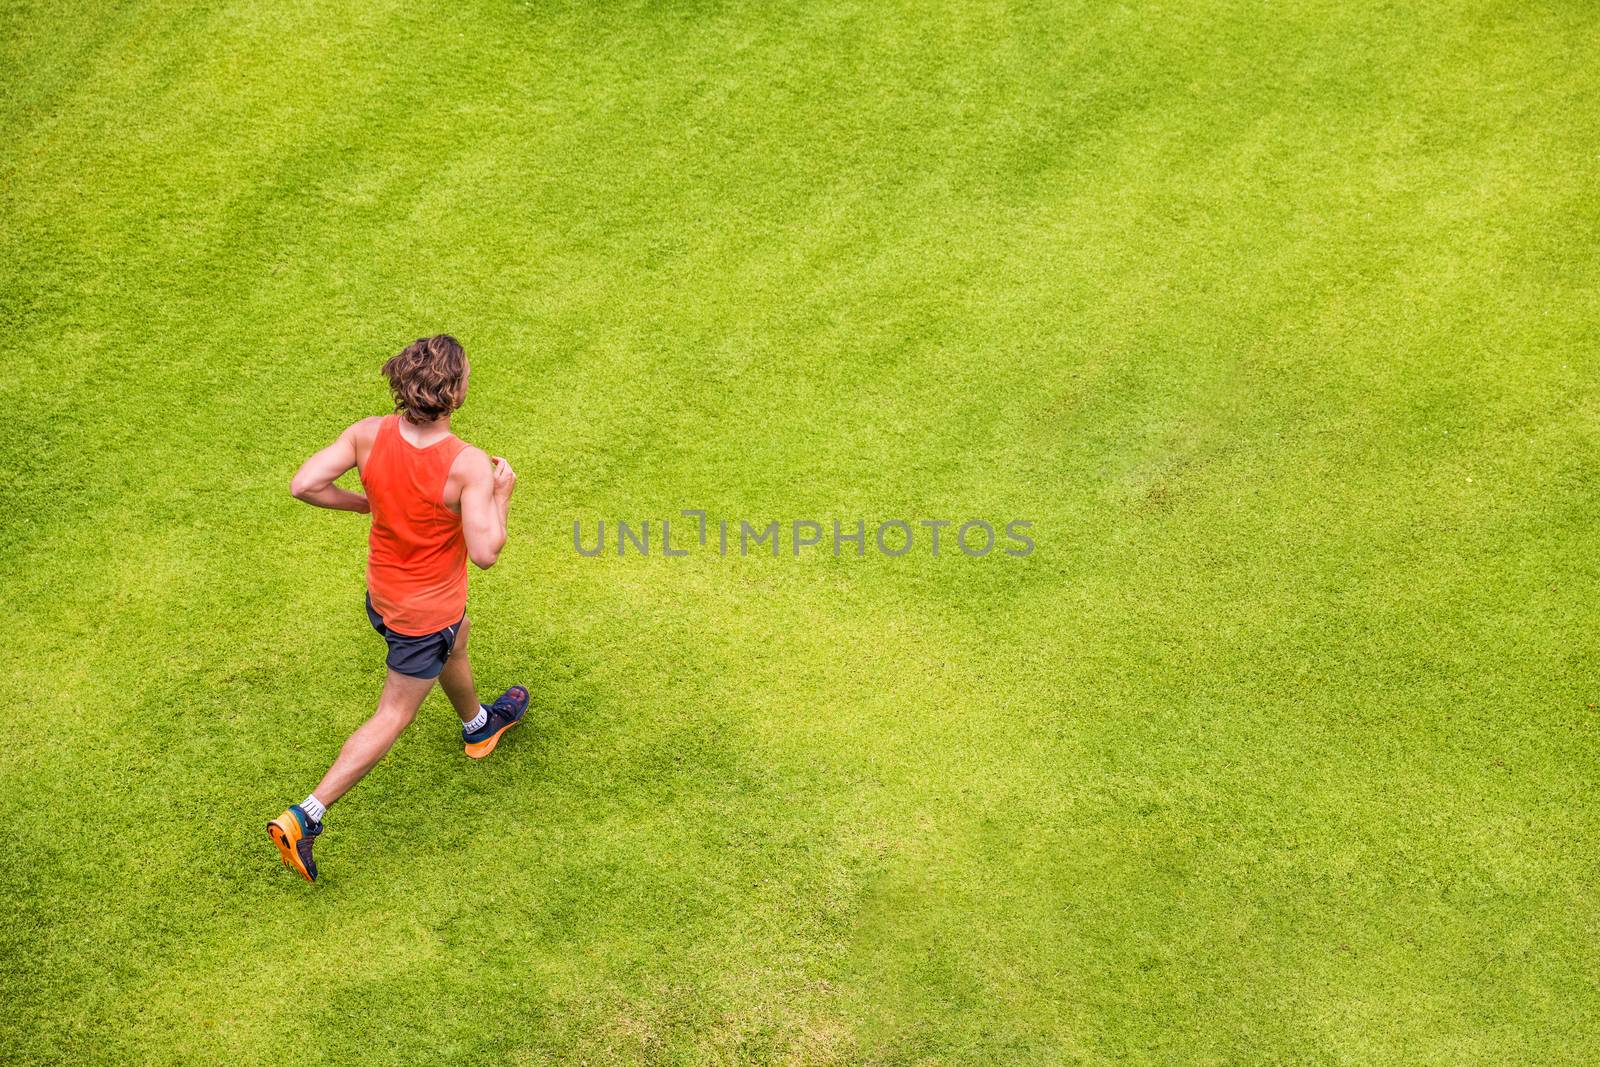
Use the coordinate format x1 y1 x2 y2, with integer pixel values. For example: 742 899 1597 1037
361 415 469 636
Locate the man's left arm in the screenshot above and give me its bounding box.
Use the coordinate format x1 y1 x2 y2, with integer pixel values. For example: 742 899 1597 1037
290 423 370 513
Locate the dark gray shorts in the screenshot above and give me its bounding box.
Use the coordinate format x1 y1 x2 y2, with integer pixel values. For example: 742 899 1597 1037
365 594 463 679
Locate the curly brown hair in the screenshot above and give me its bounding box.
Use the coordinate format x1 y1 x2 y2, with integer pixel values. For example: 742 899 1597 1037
382 335 467 423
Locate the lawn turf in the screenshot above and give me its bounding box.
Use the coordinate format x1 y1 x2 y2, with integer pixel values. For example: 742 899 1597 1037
2 0 1599 1063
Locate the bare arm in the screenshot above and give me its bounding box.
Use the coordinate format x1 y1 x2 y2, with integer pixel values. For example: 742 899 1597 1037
290 423 370 513
460 449 516 569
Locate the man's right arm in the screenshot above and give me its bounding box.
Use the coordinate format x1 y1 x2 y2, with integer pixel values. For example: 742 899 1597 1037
459 448 516 569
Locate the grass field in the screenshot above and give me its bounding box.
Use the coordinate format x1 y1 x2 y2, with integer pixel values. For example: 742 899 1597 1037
4 0 1599 1062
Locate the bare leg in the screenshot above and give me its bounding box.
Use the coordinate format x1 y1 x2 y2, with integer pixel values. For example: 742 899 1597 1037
311 670 435 807
437 615 481 724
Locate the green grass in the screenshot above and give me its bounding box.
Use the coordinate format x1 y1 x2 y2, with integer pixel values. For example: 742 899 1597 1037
3 0 1598 1062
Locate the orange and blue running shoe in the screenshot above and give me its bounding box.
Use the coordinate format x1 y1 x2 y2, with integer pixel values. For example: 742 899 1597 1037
464 685 529 760
266 804 323 882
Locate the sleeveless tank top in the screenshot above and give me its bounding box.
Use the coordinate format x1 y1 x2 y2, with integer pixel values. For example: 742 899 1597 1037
361 414 469 635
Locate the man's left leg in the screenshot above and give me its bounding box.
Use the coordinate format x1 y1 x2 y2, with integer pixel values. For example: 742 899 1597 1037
309 669 436 804
267 669 435 881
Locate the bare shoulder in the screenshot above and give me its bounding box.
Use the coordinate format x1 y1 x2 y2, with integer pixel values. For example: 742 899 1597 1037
348 415 387 443
450 444 493 484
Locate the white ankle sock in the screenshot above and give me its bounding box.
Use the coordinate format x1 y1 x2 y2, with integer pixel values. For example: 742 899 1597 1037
463 705 488 733
300 794 326 823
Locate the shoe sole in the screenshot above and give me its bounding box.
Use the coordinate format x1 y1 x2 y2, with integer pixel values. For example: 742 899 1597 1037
267 820 314 881
464 718 520 760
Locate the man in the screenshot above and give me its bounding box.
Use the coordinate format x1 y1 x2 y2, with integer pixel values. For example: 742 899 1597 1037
267 334 525 882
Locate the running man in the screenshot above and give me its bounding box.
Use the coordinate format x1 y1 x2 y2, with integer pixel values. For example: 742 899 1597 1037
267 334 527 882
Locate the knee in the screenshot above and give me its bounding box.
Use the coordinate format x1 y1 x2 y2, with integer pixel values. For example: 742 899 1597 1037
378 701 419 729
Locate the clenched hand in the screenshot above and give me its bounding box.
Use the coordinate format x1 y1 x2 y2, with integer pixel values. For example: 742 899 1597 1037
490 455 517 500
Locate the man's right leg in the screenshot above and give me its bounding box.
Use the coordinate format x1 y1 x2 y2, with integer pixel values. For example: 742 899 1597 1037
438 615 482 726
438 616 529 760
267 669 434 881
